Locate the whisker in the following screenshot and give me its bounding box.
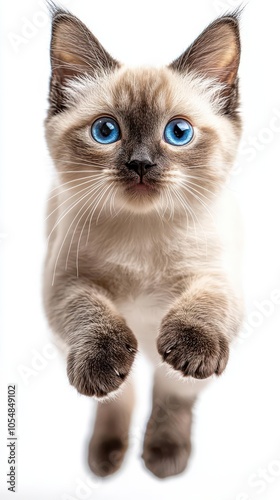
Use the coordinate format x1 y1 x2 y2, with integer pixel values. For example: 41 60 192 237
176 176 217 197
51 187 100 285
47 186 93 241
49 173 108 194
169 184 188 219
53 179 110 284
180 184 216 223
177 180 213 203
154 189 166 225
70 199 96 277
110 185 118 217
169 186 176 221
75 202 96 275
64 180 109 271
76 183 115 275
165 169 217 184
47 157 114 168
111 193 129 220
47 177 106 215
47 179 106 242
96 182 115 225
166 186 175 222
85 181 114 243
156 188 165 221
169 184 208 255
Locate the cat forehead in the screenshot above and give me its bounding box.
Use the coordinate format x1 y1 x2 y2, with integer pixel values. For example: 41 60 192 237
111 67 173 113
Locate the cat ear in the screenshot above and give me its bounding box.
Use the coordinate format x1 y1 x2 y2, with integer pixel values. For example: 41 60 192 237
48 6 119 114
169 13 241 114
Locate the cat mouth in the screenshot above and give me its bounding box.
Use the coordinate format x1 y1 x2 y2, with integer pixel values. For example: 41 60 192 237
125 180 157 194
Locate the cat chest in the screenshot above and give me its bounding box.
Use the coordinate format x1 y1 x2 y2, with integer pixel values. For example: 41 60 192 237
115 292 172 342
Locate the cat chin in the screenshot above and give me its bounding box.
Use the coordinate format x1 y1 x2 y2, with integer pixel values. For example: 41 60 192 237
111 185 161 215
120 199 159 215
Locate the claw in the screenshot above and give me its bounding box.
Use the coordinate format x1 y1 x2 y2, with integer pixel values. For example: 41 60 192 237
163 347 173 361
126 344 136 353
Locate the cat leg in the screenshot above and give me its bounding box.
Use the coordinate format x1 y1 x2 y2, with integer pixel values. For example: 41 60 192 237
43 271 137 398
142 365 204 478
88 380 134 477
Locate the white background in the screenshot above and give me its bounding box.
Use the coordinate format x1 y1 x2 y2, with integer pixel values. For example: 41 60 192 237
1 0 280 499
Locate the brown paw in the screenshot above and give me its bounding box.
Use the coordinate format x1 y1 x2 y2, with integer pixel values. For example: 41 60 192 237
143 437 191 479
67 321 137 397
88 436 128 477
157 316 229 379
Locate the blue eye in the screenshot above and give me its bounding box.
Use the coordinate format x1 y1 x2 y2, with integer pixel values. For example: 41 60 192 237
91 117 121 144
164 118 194 146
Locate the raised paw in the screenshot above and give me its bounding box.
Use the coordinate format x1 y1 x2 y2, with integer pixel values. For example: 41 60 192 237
157 315 229 379
67 321 137 398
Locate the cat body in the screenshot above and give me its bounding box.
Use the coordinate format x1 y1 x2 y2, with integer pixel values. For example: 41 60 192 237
44 6 243 478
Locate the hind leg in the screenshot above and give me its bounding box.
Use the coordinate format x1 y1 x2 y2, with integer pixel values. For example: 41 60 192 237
142 364 206 478
88 380 134 477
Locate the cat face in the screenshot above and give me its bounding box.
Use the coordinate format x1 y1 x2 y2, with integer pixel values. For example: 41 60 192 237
46 8 242 217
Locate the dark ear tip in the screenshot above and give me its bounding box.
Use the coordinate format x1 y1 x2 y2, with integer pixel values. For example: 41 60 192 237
217 4 244 26
46 1 71 21
46 1 60 16
209 8 242 51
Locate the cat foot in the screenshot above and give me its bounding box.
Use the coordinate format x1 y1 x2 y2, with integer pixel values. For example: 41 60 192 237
157 315 229 379
143 436 191 479
88 436 128 477
67 322 137 397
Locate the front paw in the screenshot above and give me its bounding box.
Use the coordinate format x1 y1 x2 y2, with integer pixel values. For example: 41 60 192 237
67 322 137 398
157 315 229 380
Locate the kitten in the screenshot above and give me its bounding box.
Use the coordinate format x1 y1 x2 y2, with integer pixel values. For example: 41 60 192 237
44 5 243 479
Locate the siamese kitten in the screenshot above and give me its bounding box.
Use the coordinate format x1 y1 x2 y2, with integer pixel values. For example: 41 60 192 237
44 6 243 479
